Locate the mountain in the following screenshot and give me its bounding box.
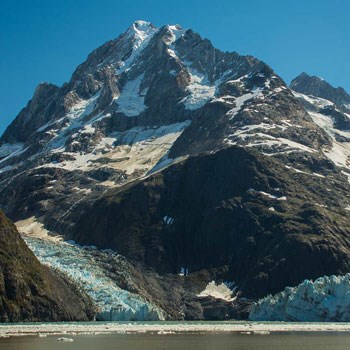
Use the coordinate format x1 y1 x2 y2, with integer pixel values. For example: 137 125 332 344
0 210 95 322
290 74 350 174
1 20 350 320
291 72 350 113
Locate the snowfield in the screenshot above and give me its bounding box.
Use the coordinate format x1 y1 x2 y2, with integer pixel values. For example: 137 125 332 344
37 121 190 176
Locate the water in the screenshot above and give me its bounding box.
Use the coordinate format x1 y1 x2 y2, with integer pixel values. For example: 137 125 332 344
1 332 350 350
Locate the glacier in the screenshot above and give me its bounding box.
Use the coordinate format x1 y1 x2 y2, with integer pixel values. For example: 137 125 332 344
249 274 350 322
22 235 166 321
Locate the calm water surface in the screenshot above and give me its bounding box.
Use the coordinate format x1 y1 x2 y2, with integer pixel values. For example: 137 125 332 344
1 332 350 350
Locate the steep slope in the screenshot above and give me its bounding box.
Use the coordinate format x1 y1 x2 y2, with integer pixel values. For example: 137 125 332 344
0 210 95 322
290 75 350 177
70 146 350 299
291 72 350 112
0 21 329 232
1 21 350 320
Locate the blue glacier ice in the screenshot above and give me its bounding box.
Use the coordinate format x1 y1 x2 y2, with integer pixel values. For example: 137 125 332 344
250 274 350 321
23 236 166 321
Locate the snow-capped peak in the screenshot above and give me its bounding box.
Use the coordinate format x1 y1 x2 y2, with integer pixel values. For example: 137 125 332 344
164 24 185 45
117 20 158 74
129 20 155 33
127 21 157 44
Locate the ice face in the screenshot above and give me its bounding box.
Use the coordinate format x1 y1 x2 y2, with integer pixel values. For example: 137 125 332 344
23 236 166 321
250 274 350 322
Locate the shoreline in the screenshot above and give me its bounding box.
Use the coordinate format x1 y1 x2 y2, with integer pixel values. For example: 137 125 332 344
1 322 350 338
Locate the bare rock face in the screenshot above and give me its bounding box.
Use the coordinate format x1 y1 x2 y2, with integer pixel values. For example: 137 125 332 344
291 72 350 113
1 21 350 320
70 146 350 299
1 83 59 144
0 210 95 322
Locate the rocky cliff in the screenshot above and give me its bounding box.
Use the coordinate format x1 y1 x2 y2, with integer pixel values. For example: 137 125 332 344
0 210 95 322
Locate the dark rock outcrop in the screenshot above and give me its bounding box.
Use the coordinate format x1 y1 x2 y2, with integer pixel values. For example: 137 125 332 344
291 72 350 112
0 210 95 322
70 146 350 299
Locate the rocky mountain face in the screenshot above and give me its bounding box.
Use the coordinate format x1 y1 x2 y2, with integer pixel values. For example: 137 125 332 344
290 75 350 176
72 146 350 300
291 72 350 112
0 210 95 322
1 21 350 320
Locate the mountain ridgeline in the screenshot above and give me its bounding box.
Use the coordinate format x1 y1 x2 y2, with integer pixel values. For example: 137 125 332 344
1 21 350 321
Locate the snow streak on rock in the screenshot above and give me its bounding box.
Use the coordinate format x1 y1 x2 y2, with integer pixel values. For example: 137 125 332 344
115 74 147 116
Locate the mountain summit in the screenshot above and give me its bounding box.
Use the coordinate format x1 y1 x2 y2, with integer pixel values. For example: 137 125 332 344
291 72 350 112
1 22 350 321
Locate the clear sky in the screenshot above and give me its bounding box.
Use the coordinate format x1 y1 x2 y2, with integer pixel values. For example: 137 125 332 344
1 0 349 136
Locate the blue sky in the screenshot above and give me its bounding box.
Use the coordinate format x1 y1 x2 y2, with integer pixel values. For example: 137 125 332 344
1 0 349 136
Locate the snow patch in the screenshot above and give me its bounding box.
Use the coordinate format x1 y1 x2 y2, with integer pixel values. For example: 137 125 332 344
181 66 216 109
40 121 190 175
227 88 263 119
116 21 157 75
115 74 147 116
163 216 174 225
0 143 24 159
295 95 350 170
0 165 15 174
46 92 100 151
179 267 189 276
292 91 333 109
16 216 63 243
324 141 350 168
0 143 26 165
259 191 287 201
197 281 236 302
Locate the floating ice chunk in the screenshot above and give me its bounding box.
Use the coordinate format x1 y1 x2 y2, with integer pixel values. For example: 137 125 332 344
57 337 74 342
